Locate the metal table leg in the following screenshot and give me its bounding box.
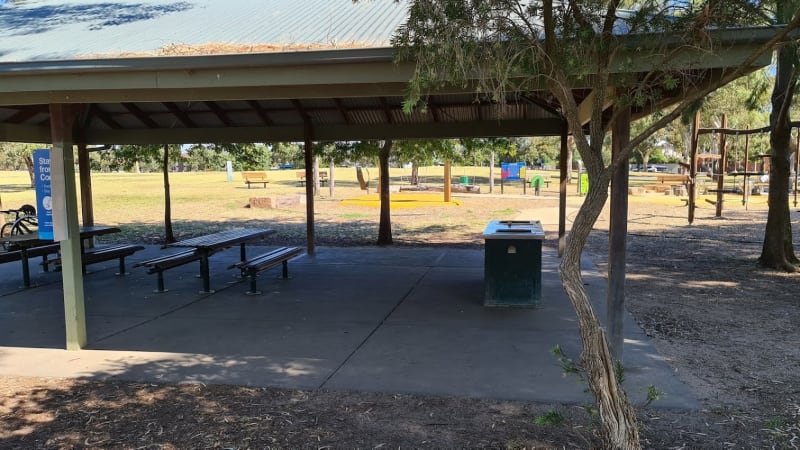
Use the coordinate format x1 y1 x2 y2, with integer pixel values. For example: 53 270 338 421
199 249 214 293
20 249 31 288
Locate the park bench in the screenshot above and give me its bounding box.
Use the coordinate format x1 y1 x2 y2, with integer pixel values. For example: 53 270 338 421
655 174 690 184
228 246 303 295
134 249 208 292
296 171 328 186
242 171 269 189
47 244 144 275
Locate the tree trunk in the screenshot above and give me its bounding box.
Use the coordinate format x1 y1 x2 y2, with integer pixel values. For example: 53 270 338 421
566 136 574 183
760 22 798 271
162 144 175 244
561 173 641 449
23 154 34 187
377 140 393 246
411 163 419 185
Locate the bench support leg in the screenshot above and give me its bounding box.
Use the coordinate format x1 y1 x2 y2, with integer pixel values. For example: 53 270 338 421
281 260 289 279
246 270 261 296
155 271 168 293
116 257 128 276
199 252 214 294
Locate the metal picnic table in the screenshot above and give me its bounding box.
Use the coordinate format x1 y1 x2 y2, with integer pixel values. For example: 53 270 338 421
168 228 275 293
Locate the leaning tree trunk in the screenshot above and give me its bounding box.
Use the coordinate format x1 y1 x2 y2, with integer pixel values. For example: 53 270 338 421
162 144 175 244
23 154 34 187
760 30 798 271
377 140 393 246
560 173 641 449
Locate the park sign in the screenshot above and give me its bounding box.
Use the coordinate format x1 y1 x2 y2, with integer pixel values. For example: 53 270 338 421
501 162 526 181
32 149 53 240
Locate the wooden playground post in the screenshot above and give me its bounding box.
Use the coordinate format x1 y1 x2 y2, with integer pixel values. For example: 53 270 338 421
689 111 699 224
743 133 750 207
715 114 728 217
443 160 452 203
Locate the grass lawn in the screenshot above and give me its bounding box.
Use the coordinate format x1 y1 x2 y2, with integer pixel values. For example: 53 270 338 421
1 166 767 246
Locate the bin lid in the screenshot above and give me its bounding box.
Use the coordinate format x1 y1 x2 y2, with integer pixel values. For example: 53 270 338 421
483 220 545 240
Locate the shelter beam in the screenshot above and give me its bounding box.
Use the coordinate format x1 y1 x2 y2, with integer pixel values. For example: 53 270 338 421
608 104 631 361
50 103 87 350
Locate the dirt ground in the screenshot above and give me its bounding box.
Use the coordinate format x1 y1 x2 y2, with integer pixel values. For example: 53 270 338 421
1 192 799 449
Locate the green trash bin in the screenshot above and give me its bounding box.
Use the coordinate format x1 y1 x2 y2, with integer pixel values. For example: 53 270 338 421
459 175 470 185
483 220 545 307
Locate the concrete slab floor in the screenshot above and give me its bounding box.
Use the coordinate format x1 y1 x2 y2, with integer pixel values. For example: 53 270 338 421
0 245 697 409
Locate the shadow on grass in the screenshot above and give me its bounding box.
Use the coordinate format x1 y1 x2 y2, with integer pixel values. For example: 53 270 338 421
106 219 484 248
0 184 33 194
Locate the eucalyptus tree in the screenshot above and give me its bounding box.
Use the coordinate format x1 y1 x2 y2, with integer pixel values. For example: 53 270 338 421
760 0 800 271
393 139 458 184
335 140 396 245
392 1 799 448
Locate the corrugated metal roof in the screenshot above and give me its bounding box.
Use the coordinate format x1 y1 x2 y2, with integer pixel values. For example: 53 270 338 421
0 0 408 62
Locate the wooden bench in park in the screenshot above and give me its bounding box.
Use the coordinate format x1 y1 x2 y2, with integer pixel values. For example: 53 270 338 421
242 171 270 189
134 249 207 292
228 246 303 295
47 244 144 275
655 174 690 184
296 171 328 186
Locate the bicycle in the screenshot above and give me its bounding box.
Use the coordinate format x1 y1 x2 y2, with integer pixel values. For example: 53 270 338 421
1 204 38 251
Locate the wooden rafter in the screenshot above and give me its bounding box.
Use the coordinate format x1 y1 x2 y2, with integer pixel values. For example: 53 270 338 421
291 99 311 123
90 105 123 129
163 102 197 128
6 106 46 124
121 102 159 128
520 93 563 118
247 100 273 126
428 98 441 122
333 98 351 125
204 101 233 127
378 97 393 124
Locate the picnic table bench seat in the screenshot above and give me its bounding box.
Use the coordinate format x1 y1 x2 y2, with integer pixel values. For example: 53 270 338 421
27 243 61 272
47 244 144 275
229 246 303 295
0 250 22 264
134 249 205 292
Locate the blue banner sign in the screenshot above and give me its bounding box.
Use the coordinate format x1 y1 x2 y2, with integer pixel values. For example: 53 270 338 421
33 149 53 240
501 162 526 181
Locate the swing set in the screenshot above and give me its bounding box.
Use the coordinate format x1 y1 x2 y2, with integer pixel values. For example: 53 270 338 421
688 113 800 223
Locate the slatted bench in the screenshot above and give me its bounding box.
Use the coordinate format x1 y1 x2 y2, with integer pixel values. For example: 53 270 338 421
134 249 203 292
0 250 22 264
297 171 328 186
229 246 303 295
27 243 61 272
242 171 270 189
49 244 144 275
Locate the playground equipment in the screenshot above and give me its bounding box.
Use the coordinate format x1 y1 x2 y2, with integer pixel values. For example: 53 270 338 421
688 112 799 222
